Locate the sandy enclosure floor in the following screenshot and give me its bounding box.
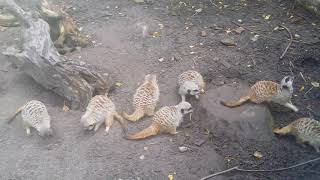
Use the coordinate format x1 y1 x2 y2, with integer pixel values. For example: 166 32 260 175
0 0 320 179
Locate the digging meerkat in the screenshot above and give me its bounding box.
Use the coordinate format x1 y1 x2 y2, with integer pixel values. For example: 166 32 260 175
178 70 205 102
81 94 127 135
8 100 53 137
221 76 298 112
125 101 192 140
123 74 160 122
274 118 320 152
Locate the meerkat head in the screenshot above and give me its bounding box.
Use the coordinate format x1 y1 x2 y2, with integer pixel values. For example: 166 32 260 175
280 75 294 93
179 81 200 96
80 115 95 130
38 120 53 137
177 101 193 115
145 74 157 84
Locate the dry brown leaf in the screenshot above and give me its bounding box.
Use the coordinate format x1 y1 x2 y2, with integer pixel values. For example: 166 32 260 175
168 174 173 180
234 27 245 34
63 101 70 112
299 85 304 92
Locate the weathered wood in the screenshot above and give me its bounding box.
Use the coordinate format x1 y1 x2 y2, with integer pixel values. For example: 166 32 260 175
2 0 113 110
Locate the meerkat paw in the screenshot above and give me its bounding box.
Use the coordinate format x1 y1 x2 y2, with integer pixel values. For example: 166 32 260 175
26 127 31 135
104 126 110 136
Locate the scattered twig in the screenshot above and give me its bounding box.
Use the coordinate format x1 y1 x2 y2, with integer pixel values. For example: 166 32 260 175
279 25 293 60
300 72 307 82
304 86 313 97
200 157 320 180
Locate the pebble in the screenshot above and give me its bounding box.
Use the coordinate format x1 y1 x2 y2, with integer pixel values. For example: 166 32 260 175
178 146 189 152
139 155 145 160
220 37 236 46
200 30 207 37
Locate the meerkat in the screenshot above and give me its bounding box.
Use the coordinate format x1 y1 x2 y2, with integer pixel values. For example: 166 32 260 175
81 94 127 135
125 101 192 140
7 100 53 137
273 118 320 152
178 70 205 101
220 76 298 112
123 74 159 122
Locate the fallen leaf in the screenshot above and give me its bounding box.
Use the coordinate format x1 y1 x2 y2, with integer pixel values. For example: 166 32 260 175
263 14 271 20
168 174 173 180
253 151 263 159
63 101 70 112
311 82 319 88
115 82 123 87
234 27 245 34
204 128 210 135
152 31 160 37
134 0 144 3
299 85 304 92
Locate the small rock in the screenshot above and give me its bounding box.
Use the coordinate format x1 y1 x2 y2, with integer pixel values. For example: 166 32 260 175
158 57 164 62
143 146 148 151
200 30 207 37
220 37 236 46
178 146 188 152
251 34 259 42
194 139 207 146
139 155 145 160
294 34 300 38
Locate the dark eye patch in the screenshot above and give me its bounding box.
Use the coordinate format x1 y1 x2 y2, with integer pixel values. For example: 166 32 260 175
285 77 290 83
181 109 185 113
188 107 192 111
193 89 199 92
187 90 191 93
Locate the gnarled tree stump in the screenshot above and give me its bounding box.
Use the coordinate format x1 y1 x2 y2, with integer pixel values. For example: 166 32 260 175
2 0 113 110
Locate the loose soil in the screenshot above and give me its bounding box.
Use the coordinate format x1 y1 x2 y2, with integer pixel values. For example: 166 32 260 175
0 0 320 179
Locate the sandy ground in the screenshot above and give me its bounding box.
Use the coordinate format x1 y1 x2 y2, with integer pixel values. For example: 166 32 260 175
1 0 320 179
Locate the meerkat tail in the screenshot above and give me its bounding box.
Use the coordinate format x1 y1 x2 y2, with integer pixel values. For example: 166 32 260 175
273 125 292 135
125 122 161 140
113 112 128 135
220 95 250 107
123 108 144 122
7 105 25 123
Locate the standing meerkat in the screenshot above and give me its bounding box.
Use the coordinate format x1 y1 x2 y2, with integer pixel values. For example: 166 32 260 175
273 118 320 152
178 70 205 101
220 76 298 112
126 101 192 140
81 94 127 135
123 74 159 122
8 100 53 137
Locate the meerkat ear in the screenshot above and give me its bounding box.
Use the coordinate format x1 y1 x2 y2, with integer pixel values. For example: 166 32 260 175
187 90 191 94
181 109 185 113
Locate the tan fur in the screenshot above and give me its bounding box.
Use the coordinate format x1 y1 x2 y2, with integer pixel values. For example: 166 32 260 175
7 100 52 136
178 70 205 101
126 102 192 140
81 95 127 135
126 122 161 140
123 74 159 122
221 78 298 112
274 118 320 152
